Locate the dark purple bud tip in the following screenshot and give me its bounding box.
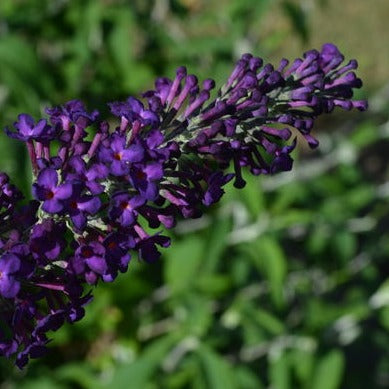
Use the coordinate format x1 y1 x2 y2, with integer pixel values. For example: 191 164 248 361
176 66 187 79
278 58 289 72
186 75 198 87
233 177 246 189
241 53 253 61
203 79 216 91
321 43 340 56
352 100 368 111
249 57 263 72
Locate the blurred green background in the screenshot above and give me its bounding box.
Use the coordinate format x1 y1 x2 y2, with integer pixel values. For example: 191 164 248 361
0 0 388 388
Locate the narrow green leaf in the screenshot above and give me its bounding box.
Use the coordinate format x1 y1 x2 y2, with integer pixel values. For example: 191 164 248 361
201 215 231 274
164 236 205 294
252 308 285 335
311 350 345 389
197 345 237 389
269 352 290 389
290 349 315 385
235 366 264 389
282 1 309 42
253 236 287 308
110 335 177 389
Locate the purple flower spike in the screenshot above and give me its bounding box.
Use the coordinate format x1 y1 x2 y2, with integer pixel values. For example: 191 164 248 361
0 253 21 298
0 44 367 368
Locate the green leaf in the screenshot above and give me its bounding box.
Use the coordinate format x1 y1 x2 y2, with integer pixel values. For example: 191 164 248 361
269 352 290 389
19 378 66 389
252 308 285 335
311 350 345 389
251 236 287 308
165 236 204 294
331 230 357 264
238 171 265 218
197 345 238 389
196 274 231 295
307 225 330 255
56 363 102 389
110 335 177 389
282 1 309 43
235 366 264 389
350 121 378 148
181 294 213 337
272 209 313 230
200 215 231 274
290 348 315 385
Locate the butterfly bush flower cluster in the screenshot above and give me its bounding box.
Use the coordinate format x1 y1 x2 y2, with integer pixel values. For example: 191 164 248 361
0 44 366 367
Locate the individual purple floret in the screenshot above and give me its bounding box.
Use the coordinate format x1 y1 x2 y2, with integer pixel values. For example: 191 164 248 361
5 114 54 142
45 99 99 129
109 97 160 130
109 193 145 227
129 162 164 200
32 168 73 213
66 186 101 230
203 172 234 206
99 133 144 176
66 156 108 195
29 219 67 263
1 43 367 368
72 242 108 284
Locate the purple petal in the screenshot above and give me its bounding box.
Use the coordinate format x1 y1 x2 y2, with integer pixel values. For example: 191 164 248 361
42 198 63 213
85 271 98 285
122 145 144 163
55 183 74 200
34 119 48 136
127 97 144 113
111 160 128 176
68 156 86 173
16 114 34 136
128 195 146 209
45 244 62 261
140 110 159 126
78 197 101 214
99 147 114 163
71 212 87 230
86 181 105 195
143 183 158 201
86 257 107 275
71 256 85 274
0 254 20 273
145 163 163 180
38 168 58 189
86 163 109 180
146 130 164 149
111 135 126 153
121 210 135 226
0 276 20 298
